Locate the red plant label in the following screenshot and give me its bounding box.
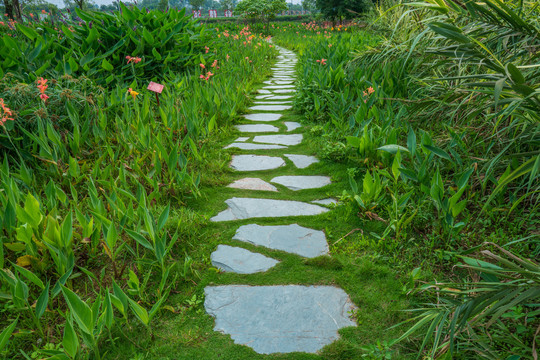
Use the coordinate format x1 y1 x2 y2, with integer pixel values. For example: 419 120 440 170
147 82 164 93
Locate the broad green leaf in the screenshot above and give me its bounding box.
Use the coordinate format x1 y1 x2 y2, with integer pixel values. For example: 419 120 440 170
62 316 79 358
102 59 114 72
505 63 525 84
423 144 452 161
36 282 49 319
0 318 17 351
377 144 409 154
128 298 149 326
61 285 94 335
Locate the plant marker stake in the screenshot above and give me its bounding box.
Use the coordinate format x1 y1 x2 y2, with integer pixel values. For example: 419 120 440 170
147 81 164 107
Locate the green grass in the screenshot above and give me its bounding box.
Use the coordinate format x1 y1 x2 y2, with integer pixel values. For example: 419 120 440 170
98 99 411 360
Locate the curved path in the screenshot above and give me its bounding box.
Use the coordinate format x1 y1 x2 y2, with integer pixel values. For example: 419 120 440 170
204 46 357 355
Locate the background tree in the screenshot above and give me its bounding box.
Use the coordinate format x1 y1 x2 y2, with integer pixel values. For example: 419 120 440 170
2 0 23 20
235 0 287 24
301 0 315 12
189 0 204 10
157 0 168 11
220 0 232 10
315 0 370 22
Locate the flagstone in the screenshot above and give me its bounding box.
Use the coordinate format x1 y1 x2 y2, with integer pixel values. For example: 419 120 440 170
311 198 338 206
284 154 319 169
235 137 249 142
243 113 282 122
284 122 302 131
233 223 329 258
263 85 295 89
271 176 331 191
210 198 328 222
258 89 272 94
253 101 293 105
204 285 356 354
249 105 292 111
225 143 286 150
253 134 303 146
230 155 285 172
228 178 278 192
211 245 279 274
272 89 296 94
235 124 280 133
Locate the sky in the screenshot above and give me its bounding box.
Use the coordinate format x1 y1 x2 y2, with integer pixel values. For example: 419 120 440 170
44 0 302 8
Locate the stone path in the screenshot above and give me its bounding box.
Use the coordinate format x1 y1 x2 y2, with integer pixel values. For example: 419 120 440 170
204 45 356 355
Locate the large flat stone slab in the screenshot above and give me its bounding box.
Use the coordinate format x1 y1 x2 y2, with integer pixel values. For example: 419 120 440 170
228 178 277 192
271 176 331 191
272 89 296 94
253 101 293 105
284 122 302 131
233 223 328 257
211 245 279 274
204 285 356 354
257 89 272 94
263 85 295 89
249 105 292 111
284 154 319 169
210 198 328 222
243 113 282 122
263 95 294 100
235 124 279 133
253 134 303 146
230 155 285 171
312 198 338 206
225 143 286 150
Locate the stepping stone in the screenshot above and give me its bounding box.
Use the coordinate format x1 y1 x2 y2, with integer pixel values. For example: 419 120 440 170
263 85 295 89
233 223 328 257
243 113 282 122
225 143 286 150
230 155 285 171
249 105 292 111
253 101 293 105
284 154 319 169
253 134 303 146
255 95 272 100
204 285 356 354
210 198 328 222
284 122 301 131
235 124 279 133
228 178 278 192
258 89 271 94
211 245 279 274
235 137 249 142
271 176 331 191
273 89 295 94
312 198 338 206
274 81 294 85
264 95 294 100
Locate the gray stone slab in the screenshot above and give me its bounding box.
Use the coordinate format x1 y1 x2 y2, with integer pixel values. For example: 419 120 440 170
264 95 294 101
243 113 282 122
271 175 331 191
257 89 272 94
253 134 303 146
210 198 328 222
284 122 301 131
255 95 272 100
233 223 329 258
312 198 338 206
204 285 356 354
225 143 286 150
228 178 278 192
235 124 279 133
211 245 279 274
253 101 293 105
249 105 292 111
235 137 249 142
230 155 285 171
272 89 296 94
274 81 294 85
263 85 295 89
284 154 319 169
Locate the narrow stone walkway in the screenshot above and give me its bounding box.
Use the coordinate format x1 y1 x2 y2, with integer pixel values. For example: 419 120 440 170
204 46 356 355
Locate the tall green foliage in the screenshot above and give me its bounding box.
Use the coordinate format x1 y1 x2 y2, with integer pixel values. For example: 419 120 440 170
0 4 209 84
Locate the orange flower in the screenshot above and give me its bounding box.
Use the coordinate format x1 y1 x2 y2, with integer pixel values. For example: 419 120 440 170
0 98 14 126
127 88 139 99
367 86 375 94
40 93 49 103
